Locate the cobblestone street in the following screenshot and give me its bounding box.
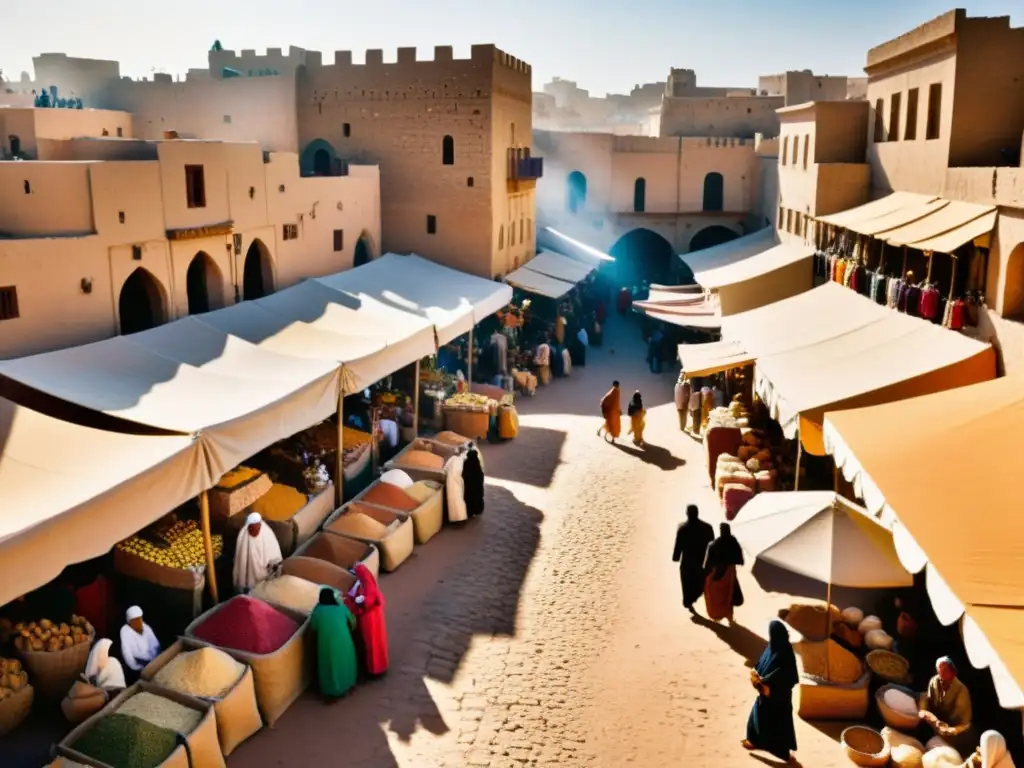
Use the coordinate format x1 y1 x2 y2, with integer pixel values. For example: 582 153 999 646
236 317 846 768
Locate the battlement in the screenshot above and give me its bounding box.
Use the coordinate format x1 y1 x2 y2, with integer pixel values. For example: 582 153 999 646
301 44 531 75
214 45 308 61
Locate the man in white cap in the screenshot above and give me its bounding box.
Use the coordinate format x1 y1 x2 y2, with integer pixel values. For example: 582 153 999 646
119 606 161 679
232 512 282 594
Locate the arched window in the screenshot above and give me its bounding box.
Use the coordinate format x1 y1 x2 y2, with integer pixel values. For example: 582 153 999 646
442 135 454 165
633 178 646 213
702 172 724 212
792 136 800 168
566 171 587 214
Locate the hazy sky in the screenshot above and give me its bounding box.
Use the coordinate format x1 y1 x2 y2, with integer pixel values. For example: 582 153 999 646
2 0 1020 96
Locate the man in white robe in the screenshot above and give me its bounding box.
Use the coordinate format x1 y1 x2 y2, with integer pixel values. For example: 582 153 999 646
119 606 161 676
232 512 282 593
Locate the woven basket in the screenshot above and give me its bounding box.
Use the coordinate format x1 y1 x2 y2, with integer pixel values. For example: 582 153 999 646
866 649 912 685
841 726 889 767
19 628 94 699
876 683 922 731
0 683 33 736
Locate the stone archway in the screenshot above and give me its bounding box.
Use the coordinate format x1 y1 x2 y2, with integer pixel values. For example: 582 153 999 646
1004 242 1024 317
689 225 739 253
243 238 274 300
353 232 374 268
185 251 224 315
119 267 166 334
609 228 677 285
300 139 338 177
566 171 587 214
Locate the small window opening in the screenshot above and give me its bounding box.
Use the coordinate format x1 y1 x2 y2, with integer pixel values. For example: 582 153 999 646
442 135 454 165
427 215 437 234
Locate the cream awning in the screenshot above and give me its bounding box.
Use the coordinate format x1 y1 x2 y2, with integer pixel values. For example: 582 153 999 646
678 227 776 273
199 281 436 395
753 291 995 453
646 308 722 330
694 242 815 290
677 339 753 376
522 250 594 284
880 200 996 248
816 191 936 228
0 319 341 477
902 210 998 254
0 397 209 607
845 197 949 236
315 253 513 345
505 266 576 299
823 376 1024 707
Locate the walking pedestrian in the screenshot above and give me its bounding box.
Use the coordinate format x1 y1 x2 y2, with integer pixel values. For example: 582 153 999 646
671 505 715 613
702 523 745 623
674 374 691 432
744 620 798 762
597 381 622 442
626 390 646 447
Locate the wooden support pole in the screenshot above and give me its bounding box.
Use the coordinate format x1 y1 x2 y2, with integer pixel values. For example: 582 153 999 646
199 490 219 604
335 391 344 508
834 463 840 494
794 436 803 492
413 359 421 439
467 327 474 385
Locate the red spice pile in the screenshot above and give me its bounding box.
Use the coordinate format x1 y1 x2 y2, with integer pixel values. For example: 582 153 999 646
192 596 298 654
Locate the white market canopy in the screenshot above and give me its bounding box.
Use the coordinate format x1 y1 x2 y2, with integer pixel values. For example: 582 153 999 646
0 397 209 607
522 250 595 284
504 266 576 299
678 227 776 274
730 491 912 589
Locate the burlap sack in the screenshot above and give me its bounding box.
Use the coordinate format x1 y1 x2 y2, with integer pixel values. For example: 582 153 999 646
142 639 263 756
56 681 218 768
60 679 108 724
184 601 311 728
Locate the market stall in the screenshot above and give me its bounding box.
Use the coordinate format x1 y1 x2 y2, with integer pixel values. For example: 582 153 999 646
824 376 1024 709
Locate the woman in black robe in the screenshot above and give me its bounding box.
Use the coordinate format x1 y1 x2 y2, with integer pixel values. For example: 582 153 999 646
671 505 715 612
702 523 745 622
744 619 798 761
462 444 485 518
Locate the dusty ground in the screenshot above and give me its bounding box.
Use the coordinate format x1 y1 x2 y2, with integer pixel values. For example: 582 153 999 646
235 316 848 768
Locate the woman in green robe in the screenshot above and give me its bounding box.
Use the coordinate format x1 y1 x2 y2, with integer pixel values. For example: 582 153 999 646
310 587 358 698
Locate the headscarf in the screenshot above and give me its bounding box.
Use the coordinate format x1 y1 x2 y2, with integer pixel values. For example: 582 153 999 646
85 638 126 690
246 511 262 528
627 391 644 417
936 656 958 675
125 605 143 622
352 563 384 610
233 513 283 591
704 522 745 578
318 587 340 606
980 730 1015 768
755 620 798 685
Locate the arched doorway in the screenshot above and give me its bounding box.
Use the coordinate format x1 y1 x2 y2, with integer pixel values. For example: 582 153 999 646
313 149 331 176
566 171 587 214
300 139 337 177
702 172 725 212
689 225 739 253
118 268 166 335
609 228 677 285
243 239 274 300
185 251 223 315
1005 243 1024 317
353 233 373 267
633 178 646 213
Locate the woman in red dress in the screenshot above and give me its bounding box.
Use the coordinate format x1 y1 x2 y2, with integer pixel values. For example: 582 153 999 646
344 563 389 676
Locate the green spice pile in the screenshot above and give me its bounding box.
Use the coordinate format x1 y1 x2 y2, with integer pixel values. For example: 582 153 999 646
72 712 179 768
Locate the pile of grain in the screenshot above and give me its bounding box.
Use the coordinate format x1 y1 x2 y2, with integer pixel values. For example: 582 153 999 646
250 575 321 615
432 431 468 446
327 509 390 540
152 647 245 698
785 603 841 639
192 596 299 655
800 640 863 684
404 481 437 504
116 692 202 734
250 484 307 522
362 483 419 511
73 712 179 767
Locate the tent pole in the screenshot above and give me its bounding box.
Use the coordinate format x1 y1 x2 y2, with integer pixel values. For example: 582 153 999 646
825 580 833 680
413 359 421 439
833 464 840 494
342 391 350 512
794 437 803 492
199 490 219 604
467 327 474 385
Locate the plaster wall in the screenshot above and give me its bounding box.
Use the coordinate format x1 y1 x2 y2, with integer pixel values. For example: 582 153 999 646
660 96 783 139
0 162 95 236
0 107 133 159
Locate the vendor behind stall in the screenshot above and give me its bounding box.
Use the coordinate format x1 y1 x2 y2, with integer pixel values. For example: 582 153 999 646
232 512 283 593
119 606 161 680
919 656 975 754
